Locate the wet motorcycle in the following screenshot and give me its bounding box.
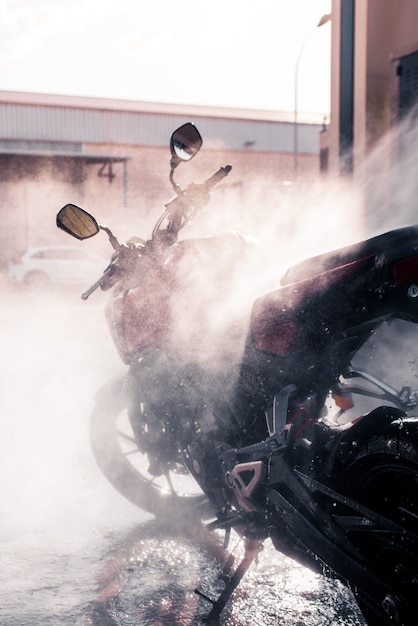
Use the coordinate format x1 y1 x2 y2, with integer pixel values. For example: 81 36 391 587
57 123 418 626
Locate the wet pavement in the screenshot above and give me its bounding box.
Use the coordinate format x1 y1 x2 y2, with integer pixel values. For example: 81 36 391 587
0 287 366 625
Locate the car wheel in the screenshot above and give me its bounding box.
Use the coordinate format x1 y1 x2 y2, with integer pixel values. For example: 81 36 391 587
23 270 50 289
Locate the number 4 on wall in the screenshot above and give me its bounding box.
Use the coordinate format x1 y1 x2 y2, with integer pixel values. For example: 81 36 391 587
98 161 116 183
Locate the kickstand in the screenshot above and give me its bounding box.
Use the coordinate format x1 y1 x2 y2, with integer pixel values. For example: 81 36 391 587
195 538 264 624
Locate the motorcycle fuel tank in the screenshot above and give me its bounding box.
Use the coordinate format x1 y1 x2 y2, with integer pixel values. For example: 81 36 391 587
106 276 171 364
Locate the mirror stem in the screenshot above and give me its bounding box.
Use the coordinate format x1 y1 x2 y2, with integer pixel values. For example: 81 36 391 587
99 224 120 249
169 169 182 194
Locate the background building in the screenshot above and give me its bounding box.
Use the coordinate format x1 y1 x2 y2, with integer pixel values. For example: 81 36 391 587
328 0 418 172
319 0 418 235
0 90 323 264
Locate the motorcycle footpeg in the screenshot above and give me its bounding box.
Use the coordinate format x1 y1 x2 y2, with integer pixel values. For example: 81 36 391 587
206 513 249 532
236 435 285 459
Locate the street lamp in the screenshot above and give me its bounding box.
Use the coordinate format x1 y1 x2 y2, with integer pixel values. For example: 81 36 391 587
293 13 331 177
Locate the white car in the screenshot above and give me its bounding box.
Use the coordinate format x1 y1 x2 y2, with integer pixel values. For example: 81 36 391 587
7 245 107 288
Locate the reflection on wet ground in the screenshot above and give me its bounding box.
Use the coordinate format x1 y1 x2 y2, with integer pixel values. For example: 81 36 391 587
84 519 366 626
0 290 366 625
1 495 366 626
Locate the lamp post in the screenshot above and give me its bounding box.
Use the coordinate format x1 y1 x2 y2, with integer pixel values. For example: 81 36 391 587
293 13 331 177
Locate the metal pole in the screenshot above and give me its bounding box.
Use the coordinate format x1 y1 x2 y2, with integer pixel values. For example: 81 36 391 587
123 159 128 236
294 13 331 178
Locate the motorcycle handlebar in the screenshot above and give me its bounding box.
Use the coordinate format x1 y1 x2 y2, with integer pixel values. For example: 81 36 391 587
81 265 118 300
163 164 232 235
81 276 103 300
203 164 232 190
82 165 232 298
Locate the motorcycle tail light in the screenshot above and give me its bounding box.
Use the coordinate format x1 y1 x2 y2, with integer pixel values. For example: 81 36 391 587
391 255 418 284
252 314 298 356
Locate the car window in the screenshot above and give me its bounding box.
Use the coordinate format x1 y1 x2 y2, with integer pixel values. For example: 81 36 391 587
30 250 49 259
30 249 97 261
57 249 91 261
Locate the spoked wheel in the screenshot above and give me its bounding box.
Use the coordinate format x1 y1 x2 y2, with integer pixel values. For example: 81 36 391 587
340 424 418 626
90 377 208 517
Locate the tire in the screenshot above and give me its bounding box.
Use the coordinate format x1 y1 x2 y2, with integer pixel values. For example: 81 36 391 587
90 377 208 517
22 270 50 288
339 420 418 625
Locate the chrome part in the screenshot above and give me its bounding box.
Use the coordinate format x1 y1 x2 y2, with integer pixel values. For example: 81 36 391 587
266 384 297 439
344 366 418 410
407 284 418 298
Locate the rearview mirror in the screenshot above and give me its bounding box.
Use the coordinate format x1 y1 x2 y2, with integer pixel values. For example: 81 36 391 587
170 123 202 169
56 204 100 240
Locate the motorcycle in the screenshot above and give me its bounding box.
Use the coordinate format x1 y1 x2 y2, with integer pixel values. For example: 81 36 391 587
57 123 418 626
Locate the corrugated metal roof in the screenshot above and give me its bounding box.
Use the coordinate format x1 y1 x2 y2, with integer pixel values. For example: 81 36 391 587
0 92 321 154
0 148 129 163
0 90 324 123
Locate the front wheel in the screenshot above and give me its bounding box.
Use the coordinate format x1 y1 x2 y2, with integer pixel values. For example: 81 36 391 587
90 377 208 517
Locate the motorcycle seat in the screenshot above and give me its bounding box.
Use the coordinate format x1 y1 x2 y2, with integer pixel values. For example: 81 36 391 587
281 225 418 286
251 224 418 358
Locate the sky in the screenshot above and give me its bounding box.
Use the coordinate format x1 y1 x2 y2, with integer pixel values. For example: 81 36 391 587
0 0 331 119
